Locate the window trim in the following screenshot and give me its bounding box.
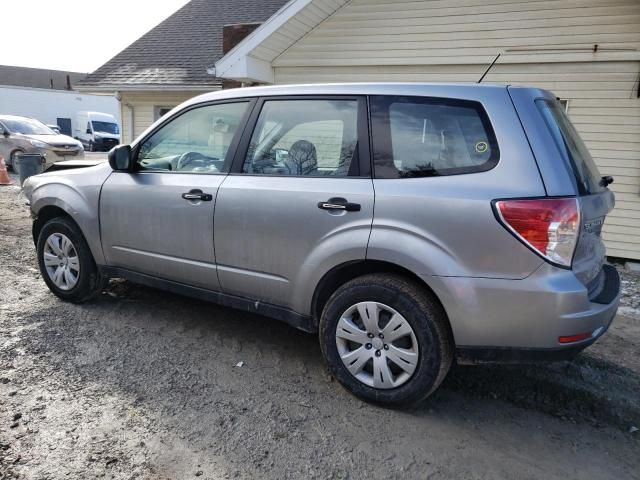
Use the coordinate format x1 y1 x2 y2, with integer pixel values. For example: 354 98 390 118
229 95 371 178
369 95 500 179
131 98 258 175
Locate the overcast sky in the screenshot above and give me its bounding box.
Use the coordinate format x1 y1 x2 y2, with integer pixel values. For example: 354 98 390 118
1 0 190 73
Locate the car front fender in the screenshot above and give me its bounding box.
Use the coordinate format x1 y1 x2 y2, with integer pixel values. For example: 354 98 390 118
27 164 112 265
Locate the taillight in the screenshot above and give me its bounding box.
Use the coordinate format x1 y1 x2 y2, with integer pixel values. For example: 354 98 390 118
494 198 580 268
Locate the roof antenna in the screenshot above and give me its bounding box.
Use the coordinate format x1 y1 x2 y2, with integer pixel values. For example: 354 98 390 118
477 53 501 83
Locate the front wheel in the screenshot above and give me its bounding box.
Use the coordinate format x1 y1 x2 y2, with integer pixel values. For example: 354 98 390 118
10 150 23 174
319 274 453 406
37 217 104 303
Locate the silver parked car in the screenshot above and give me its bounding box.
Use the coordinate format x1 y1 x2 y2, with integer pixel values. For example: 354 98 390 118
0 115 84 173
23 84 620 405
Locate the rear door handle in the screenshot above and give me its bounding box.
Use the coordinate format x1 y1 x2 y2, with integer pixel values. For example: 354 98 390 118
318 197 361 212
182 189 213 202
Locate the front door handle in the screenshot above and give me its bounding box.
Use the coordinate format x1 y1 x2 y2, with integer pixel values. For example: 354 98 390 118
317 197 361 212
182 189 213 202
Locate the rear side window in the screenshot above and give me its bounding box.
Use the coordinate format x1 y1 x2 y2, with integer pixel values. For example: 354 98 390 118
536 99 604 194
370 96 499 178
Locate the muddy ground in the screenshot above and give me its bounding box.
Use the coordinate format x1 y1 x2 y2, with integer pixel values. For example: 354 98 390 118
1 174 639 479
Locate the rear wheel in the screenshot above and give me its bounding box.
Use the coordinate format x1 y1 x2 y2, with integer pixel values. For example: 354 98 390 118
319 274 453 406
37 217 104 303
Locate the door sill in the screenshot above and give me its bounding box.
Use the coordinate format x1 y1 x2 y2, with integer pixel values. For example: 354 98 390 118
99 266 316 333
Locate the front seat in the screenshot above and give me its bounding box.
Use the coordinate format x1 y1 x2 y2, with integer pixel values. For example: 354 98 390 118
285 140 317 176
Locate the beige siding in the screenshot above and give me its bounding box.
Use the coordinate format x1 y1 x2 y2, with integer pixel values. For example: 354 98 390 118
250 0 349 62
274 0 640 67
270 0 640 260
119 91 212 144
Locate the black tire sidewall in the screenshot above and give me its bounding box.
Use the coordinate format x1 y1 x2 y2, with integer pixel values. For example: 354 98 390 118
37 218 100 302
320 280 446 406
10 150 23 174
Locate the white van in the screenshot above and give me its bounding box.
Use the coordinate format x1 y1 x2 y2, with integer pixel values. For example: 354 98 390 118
75 112 120 152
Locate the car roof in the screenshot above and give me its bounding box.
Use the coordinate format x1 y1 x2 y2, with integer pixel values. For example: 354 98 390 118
186 82 532 107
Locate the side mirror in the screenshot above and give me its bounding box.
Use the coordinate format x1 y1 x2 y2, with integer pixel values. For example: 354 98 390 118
108 145 132 171
0 126 7 137
86 128 92 134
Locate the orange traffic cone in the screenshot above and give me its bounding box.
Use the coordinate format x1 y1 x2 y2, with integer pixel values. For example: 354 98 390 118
0 157 13 185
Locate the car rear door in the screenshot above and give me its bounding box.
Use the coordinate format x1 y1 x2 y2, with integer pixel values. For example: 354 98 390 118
509 87 615 292
99 100 254 290
213 96 374 314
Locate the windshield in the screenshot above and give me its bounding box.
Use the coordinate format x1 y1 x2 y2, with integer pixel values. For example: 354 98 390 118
536 99 604 194
92 121 119 135
2 117 55 135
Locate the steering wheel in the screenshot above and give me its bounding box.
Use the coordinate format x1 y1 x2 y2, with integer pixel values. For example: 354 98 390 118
176 151 216 171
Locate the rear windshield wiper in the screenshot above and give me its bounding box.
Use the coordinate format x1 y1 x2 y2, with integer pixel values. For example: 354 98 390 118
600 175 614 187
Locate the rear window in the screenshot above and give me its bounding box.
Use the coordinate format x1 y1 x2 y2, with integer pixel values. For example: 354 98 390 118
536 99 604 194
370 96 499 178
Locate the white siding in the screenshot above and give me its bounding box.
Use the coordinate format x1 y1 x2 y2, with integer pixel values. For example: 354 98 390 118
119 92 207 144
271 0 640 260
250 0 349 63
274 0 640 67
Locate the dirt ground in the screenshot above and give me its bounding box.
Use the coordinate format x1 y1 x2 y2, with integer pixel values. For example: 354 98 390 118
1 173 639 480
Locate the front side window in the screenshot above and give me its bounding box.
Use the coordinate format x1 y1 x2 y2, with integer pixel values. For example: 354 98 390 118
370 96 499 178
243 99 359 176
136 102 248 173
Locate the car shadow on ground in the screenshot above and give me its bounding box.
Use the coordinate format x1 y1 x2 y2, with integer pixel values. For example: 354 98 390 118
30 279 640 430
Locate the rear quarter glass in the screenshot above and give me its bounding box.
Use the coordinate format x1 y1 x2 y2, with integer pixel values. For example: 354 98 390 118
369 96 499 179
535 99 605 195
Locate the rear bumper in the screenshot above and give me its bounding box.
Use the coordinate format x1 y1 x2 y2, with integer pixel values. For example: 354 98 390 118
425 264 620 361
456 327 609 364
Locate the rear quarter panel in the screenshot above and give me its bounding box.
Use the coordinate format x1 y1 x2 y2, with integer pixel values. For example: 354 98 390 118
368 87 546 279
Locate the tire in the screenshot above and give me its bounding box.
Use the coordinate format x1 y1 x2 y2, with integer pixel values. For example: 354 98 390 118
10 150 23 175
36 217 104 303
319 273 453 406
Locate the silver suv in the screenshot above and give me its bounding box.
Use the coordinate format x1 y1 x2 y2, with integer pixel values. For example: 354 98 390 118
24 84 620 405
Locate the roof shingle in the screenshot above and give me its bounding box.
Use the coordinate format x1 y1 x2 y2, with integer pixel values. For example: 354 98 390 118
77 0 287 90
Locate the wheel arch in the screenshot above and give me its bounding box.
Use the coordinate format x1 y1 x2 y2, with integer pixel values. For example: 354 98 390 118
32 205 78 246
311 260 453 336
30 192 105 266
8 148 25 166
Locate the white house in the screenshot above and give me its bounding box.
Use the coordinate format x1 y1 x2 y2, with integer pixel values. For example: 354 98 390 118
214 0 640 261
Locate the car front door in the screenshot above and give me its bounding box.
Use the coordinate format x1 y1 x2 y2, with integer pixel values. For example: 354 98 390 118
214 96 374 313
99 100 253 290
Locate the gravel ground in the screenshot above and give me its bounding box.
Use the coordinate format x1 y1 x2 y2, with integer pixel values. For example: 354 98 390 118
1 174 639 479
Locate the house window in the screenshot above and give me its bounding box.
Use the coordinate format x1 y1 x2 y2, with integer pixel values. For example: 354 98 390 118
154 106 175 121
